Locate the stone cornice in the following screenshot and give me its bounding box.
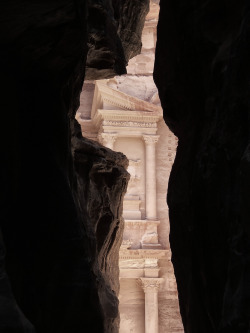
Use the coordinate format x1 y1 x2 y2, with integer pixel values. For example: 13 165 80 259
103 120 157 128
119 248 170 260
93 109 162 129
124 220 160 229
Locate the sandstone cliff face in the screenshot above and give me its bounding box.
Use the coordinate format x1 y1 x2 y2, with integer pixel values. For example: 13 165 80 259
154 1 250 332
1 0 249 332
86 0 149 79
0 1 147 332
72 119 130 332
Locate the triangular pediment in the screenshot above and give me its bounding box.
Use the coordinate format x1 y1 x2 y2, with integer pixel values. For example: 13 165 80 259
91 80 162 117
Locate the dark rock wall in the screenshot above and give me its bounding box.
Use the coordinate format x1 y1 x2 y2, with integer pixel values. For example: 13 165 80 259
86 0 150 79
112 0 150 63
154 1 250 332
3 0 248 332
0 1 146 332
1 2 91 332
72 120 130 332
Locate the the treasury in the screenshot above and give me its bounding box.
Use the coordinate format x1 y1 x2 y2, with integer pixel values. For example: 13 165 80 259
77 2 183 332
1 0 249 332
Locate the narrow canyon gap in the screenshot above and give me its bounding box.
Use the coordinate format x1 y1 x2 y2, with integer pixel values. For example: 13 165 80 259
0 0 249 333
0 1 148 332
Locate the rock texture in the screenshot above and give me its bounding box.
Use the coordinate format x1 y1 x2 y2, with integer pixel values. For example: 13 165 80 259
1 0 249 332
154 1 250 332
77 69 183 331
86 0 150 79
72 119 130 332
0 1 146 332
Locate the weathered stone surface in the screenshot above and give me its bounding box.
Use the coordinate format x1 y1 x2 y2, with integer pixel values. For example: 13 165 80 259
72 119 130 332
86 0 150 79
78 3 184 327
1 2 93 332
2 0 248 332
154 1 250 332
112 0 150 62
0 1 139 332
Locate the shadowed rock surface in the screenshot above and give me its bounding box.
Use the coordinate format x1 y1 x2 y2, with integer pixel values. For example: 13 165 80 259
86 0 150 79
0 1 146 332
71 119 130 332
154 1 250 332
1 0 249 332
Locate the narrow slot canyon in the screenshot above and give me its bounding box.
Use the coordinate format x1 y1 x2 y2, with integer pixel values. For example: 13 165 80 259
0 1 249 333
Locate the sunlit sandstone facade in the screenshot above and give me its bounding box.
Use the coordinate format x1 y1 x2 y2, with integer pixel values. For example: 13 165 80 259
77 1 184 332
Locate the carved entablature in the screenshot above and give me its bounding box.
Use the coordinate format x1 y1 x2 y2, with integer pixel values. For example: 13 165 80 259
145 258 158 268
120 239 133 250
137 277 163 292
119 248 169 260
119 258 159 270
103 121 157 128
119 259 145 269
124 220 147 230
124 220 160 230
89 80 163 136
96 110 161 124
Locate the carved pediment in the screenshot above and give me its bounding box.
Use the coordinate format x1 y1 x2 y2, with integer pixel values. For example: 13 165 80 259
91 80 162 117
78 80 163 136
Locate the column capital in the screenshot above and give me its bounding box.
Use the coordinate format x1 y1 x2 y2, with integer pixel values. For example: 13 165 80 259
98 132 117 147
137 277 163 292
143 135 159 145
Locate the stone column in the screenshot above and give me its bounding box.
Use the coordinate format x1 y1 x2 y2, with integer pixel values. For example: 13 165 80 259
98 133 117 149
137 277 163 333
143 135 159 220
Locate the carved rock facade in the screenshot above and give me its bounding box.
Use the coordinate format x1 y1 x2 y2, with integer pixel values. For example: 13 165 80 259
78 3 183 331
0 1 148 332
1 0 249 332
